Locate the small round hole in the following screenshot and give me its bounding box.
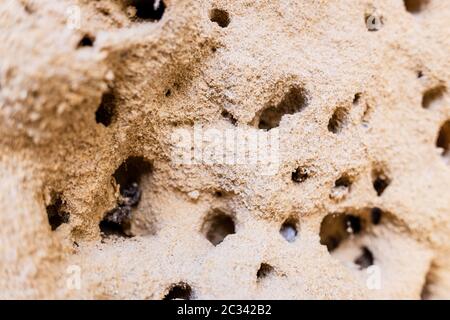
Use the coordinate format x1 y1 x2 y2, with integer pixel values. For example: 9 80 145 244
221 110 237 125
319 212 372 252
100 156 152 237
334 174 352 189
328 107 348 134
291 167 308 183
257 86 308 130
346 215 362 234
353 93 362 105
437 120 450 162
280 217 298 242
320 213 349 252
77 34 95 48
371 207 382 225
96 90 116 127
422 85 446 109
404 0 430 14
330 174 353 200
209 8 230 28
163 282 192 300
129 0 166 21
372 168 391 196
257 263 274 280
202 209 235 246
46 193 70 231
354 246 374 269
365 13 383 32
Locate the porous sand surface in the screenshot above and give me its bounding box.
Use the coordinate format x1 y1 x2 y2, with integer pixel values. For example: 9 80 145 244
0 0 450 299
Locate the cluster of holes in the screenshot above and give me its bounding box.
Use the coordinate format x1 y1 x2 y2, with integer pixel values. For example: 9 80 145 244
46 193 70 231
159 104 441 298
209 8 230 28
99 156 152 237
320 208 384 269
126 0 166 21
162 209 296 297
255 88 362 133
86 3 437 295
167 263 289 299
54 0 444 298
202 212 299 246
257 86 308 130
404 0 430 14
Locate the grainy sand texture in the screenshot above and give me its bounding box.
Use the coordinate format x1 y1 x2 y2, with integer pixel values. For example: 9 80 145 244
0 0 449 299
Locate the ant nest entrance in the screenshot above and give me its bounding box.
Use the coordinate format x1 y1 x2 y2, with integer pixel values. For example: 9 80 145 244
319 208 389 271
99 156 153 238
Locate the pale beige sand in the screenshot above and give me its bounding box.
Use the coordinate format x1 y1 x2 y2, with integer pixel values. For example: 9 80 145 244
0 0 449 299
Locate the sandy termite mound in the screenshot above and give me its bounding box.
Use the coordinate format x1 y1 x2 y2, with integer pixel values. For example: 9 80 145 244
0 0 450 299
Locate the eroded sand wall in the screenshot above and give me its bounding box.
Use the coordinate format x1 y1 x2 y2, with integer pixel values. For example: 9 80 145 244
0 0 449 299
